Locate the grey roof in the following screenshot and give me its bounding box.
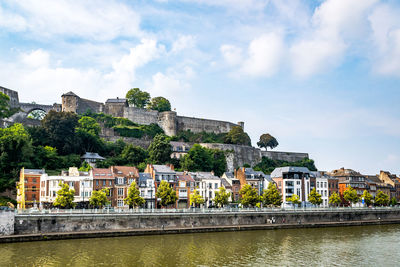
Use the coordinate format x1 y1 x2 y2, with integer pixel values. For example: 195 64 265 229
221 178 232 188
153 165 175 174
139 173 152 183
264 174 273 182
245 168 267 177
270 167 310 178
62 91 78 97
189 172 220 180
106 98 127 103
81 152 105 160
23 169 45 174
223 172 234 178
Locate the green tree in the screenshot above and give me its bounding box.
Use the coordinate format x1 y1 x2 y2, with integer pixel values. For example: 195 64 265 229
214 187 230 207
375 190 389 206
361 190 373 206
262 182 282 207
31 145 60 170
125 181 145 208
308 188 323 206
190 189 204 207
181 144 213 171
148 134 172 164
76 116 101 136
257 133 279 150
181 144 226 177
53 183 76 209
147 96 171 112
224 126 251 146
120 144 148 165
0 123 33 191
329 192 341 207
343 187 359 205
390 197 398 206
286 194 301 206
126 88 151 108
41 111 80 155
0 92 18 119
156 180 177 208
79 161 92 172
89 188 109 208
239 184 260 207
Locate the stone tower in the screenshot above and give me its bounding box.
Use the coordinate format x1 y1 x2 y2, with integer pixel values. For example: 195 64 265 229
61 91 79 113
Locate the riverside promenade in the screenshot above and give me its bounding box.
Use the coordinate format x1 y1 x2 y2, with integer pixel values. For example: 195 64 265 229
2 207 400 243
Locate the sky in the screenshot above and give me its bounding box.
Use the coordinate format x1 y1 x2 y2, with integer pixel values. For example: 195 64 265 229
0 0 399 175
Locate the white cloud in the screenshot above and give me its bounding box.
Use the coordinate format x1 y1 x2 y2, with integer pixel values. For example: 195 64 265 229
220 45 242 66
147 66 194 97
105 39 166 90
171 35 196 54
0 39 166 103
1 0 142 41
241 32 284 77
20 49 50 68
181 0 268 11
369 4 400 76
290 0 377 77
290 37 346 77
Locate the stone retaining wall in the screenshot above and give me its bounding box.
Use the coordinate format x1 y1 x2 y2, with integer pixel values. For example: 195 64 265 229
13 209 400 235
0 211 14 236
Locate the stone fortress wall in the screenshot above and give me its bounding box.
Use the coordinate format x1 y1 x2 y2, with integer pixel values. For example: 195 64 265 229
1 87 310 170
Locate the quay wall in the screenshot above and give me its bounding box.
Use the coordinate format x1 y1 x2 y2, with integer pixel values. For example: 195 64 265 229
11 209 400 236
0 211 14 236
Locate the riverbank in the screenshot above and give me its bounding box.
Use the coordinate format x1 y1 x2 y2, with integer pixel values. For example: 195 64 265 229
2 208 400 243
2 217 400 243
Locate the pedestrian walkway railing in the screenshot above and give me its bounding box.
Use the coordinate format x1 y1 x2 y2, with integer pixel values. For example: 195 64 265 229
14 206 400 215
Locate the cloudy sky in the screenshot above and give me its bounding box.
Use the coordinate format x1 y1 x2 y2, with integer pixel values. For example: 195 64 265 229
0 0 399 174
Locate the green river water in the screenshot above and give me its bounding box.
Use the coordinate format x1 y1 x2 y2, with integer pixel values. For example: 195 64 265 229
1 224 400 266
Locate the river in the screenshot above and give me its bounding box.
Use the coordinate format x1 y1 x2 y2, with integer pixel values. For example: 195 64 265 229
1 224 400 266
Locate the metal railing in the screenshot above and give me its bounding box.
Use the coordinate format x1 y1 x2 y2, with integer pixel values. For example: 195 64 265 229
14 206 400 215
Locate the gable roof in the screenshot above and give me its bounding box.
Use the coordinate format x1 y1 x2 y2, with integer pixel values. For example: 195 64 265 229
153 165 175 173
92 168 113 178
112 166 139 177
270 167 310 178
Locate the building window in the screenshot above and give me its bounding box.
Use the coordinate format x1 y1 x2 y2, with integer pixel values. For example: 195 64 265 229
118 188 124 196
32 194 36 200
215 183 218 189
96 180 99 186
296 181 300 185
297 188 300 196
179 181 185 187
33 178 37 183
209 183 212 189
103 180 106 186
128 178 134 184
117 200 124 207
53 191 56 197
209 191 212 199
118 178 124 185
109 181 112 186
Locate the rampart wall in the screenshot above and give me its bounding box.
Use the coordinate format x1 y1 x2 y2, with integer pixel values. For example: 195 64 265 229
3 209 400 241
123 107 158 125
261 151 310 162
176 116 238 135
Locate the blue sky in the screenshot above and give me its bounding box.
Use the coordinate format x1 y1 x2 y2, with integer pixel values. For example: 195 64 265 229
0 0 399 175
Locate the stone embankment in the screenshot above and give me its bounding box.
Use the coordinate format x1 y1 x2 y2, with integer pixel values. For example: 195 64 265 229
2 208 400 243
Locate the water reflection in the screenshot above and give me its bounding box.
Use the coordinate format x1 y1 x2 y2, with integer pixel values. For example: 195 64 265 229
1 225 400 266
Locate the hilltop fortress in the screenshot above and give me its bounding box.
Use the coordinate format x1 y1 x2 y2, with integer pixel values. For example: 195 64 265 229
61 91 242 136
1 86 309 171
